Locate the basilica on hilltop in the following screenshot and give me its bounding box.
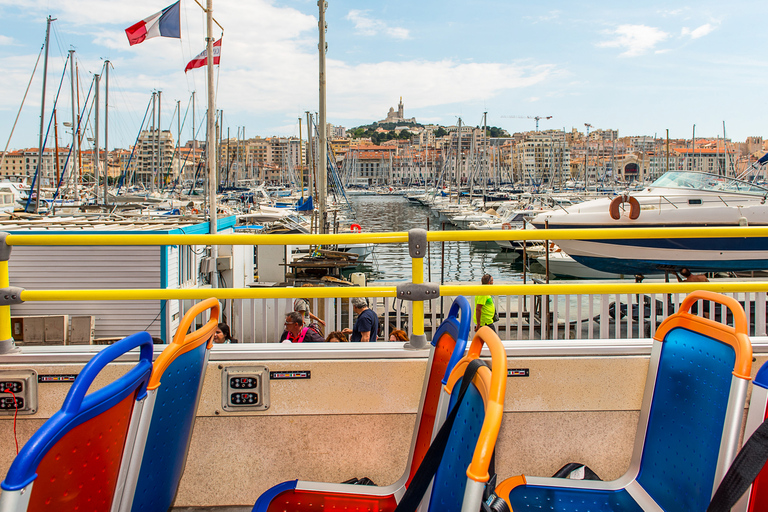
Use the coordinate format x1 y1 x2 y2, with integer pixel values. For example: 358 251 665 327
378 97 417 125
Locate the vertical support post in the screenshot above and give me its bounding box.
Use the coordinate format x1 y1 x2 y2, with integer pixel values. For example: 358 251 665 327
405 229 428 349
0 234 18 354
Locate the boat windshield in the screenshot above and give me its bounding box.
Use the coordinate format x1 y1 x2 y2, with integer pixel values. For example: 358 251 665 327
651 171 768 196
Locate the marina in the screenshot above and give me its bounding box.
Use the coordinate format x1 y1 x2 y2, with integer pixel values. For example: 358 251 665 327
2 1 768 511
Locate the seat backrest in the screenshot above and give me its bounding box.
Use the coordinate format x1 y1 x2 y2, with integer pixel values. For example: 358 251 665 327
406 295 472 487
428 325 507 512
0 331 154 512
119 298 220 512
635 291 752 511
739 360 768 512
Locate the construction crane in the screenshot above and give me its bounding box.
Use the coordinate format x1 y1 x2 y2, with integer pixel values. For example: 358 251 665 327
501 115 553 131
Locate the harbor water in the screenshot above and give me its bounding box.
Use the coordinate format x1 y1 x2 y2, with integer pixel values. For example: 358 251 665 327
345 195 543 284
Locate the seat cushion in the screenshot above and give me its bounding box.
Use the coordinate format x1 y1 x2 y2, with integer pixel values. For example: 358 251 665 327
507 484 645 512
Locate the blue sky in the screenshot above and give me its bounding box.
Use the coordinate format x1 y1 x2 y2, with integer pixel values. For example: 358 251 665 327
0 0 766 150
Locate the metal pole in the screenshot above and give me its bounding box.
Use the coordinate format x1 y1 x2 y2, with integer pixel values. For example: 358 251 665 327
206 0 218 289
69 50 78 202
298 117 304 199
0 235 17 353
94 74 100 203
177 100 181 189
34 16 54 213
192 91 196 188
158 90 162 189
151 92 156 191
104 61 109 206
318 0 328 233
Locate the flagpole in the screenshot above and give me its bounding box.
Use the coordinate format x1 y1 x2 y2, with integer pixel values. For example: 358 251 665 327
206 0 218 290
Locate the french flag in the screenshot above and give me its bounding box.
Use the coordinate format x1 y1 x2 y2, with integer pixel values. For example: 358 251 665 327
125 1 181 46
185 38 222 72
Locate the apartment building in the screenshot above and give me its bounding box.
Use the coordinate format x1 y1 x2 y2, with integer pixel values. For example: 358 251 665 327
131 130 177 187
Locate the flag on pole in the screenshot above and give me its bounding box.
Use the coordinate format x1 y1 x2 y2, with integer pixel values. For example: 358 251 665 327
185 38 222 72
125 1 181 46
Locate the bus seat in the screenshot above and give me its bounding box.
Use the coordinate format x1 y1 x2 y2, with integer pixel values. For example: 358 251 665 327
0 331 154 512
117 298 220 512
709 359 768 512
253 295 474 512
496 290 753 511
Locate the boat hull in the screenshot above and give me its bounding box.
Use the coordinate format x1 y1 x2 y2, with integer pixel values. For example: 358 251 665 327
557 237 768 274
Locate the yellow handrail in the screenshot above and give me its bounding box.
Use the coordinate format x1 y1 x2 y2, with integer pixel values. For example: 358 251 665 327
5 226 768 246
4 232 408 246
19 286 398 302
17 281 768 303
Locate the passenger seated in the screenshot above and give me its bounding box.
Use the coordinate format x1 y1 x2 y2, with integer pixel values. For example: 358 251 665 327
281 311 324 343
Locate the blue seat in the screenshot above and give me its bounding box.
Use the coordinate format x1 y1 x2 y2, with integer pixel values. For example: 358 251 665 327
117 298 220 512
253 296 474 512
496 291 753 512
0 331 154 511
722 360 768 511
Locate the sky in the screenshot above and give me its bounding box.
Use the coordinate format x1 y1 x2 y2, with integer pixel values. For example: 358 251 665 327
0 0 766 151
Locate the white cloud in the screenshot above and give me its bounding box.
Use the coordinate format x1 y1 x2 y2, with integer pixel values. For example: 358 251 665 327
325 60 555 120
0 0 560 144
597 24 670 57
345 10 410 40
682 23 716 39
0 35 14 45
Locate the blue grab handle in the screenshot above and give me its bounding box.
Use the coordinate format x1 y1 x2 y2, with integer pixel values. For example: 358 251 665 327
61 331 154 412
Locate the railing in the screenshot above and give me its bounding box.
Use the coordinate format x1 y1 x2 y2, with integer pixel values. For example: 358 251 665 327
1 227 768 350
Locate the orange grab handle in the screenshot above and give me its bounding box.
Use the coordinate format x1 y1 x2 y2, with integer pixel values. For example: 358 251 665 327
148 297 220 390
465 326 507 483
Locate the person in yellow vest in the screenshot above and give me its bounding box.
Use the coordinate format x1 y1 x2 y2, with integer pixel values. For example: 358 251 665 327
474 274 497 332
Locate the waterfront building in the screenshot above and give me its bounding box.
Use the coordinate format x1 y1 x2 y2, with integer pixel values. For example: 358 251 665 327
345 145 397 187
0 148 71 186
513 130 571 188
132 130 177 188
177 143 205 183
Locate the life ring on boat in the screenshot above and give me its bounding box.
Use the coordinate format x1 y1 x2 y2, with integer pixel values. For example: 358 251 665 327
501 223 512 230
548 242 561 252
350 223 362 233
609 194 641 220
191 208 200 214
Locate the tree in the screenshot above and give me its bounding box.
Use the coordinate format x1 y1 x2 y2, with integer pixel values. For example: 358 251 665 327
434 127 448 137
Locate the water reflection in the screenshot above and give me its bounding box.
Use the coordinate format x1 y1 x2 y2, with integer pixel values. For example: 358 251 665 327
343 196 540 283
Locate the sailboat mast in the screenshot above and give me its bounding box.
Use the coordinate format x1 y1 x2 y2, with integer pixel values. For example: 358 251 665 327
306 111 314 198
191 91 197 190
206 0 218 289
158 90 162 190
33 15 54 213
69 50 79 202
177 100 181 190
104 60 109 206
482 111 487 207
94 73 100 203
318 0 328 233
298 117 304 199
76 62 82 197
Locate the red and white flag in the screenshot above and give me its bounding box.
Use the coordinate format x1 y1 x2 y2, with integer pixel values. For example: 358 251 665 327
185 39 222 72
125 1 181 46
